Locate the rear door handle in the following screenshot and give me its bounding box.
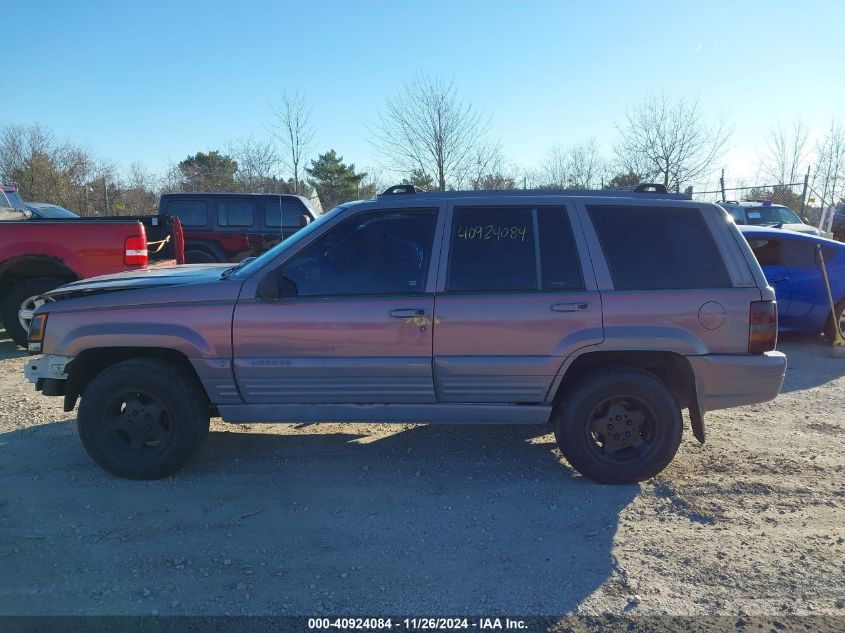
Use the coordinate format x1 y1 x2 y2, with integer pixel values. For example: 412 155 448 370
769 276 789 283
390 308 427 318
551 302 590 312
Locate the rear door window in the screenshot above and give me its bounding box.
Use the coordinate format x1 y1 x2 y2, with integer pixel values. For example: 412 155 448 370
446 206 583 292
166 199 208 226
217 200 256 228
588 205 732 290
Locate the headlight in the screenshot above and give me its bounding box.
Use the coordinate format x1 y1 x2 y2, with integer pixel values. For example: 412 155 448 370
28 314 47 353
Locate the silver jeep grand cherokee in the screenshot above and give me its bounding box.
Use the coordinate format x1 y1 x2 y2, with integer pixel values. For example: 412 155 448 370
25 185 786 484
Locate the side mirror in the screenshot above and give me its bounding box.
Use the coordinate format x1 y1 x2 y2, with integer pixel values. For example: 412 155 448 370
299 213 311 228
803 217 811 224
256 270 279 302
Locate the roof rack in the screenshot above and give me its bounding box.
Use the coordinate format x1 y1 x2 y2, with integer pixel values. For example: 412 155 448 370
376 183 691 200
381 184 425 195
614 183 668 194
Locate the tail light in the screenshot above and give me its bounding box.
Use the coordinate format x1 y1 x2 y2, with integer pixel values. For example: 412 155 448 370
172 217 186 264
124 235 149 266
749 300 777 353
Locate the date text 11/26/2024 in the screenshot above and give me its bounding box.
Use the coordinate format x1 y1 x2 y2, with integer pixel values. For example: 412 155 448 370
308 617 528 630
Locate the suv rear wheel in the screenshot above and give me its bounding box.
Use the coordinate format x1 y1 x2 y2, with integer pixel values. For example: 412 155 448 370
185 249 219 264
78 358 210 479
554 368 682 484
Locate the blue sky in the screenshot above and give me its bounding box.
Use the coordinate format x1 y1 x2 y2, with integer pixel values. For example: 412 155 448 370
6 0 844 189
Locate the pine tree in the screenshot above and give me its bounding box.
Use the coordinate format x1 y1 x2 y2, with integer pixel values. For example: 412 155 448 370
178 151 238 191
306 150 366 209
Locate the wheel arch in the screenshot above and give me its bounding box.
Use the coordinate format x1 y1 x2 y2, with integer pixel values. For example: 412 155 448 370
822 296 845 339
64 347 213 414
550 349 704 443
0 255 78 295
183 239 228 263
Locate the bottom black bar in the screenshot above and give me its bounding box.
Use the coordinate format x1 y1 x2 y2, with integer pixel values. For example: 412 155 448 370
0 615 844 633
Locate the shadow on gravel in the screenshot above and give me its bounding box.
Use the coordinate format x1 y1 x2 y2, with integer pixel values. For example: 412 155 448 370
777 333 845 392
0 419 638 615
0 328 27 360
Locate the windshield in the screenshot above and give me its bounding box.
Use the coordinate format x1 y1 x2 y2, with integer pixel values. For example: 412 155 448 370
1 189 25 209
742 205 802 226
27 204 79 218
232 204 348 278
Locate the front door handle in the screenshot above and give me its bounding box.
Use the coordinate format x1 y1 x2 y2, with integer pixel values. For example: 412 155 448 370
551 302 590 312
390 308 427 318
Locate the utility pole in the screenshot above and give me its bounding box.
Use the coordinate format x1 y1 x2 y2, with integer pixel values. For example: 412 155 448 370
103 177 110 216
800 166 810 215
719 169 726 201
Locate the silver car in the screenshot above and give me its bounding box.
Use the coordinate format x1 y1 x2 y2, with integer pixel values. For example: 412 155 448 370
25 185 786 484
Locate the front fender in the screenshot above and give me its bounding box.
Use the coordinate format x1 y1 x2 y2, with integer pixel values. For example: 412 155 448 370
54 322 215 358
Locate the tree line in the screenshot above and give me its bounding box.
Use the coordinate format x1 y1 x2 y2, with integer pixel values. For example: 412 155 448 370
2 74 844 216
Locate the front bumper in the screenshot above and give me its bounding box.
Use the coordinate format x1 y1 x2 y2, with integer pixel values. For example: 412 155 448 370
25 355 72 395
688 351 787 413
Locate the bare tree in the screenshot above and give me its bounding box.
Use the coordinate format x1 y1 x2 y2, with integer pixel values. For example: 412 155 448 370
813 119 845 232
467 143 517 190
764 119 809 185
403 168 435 190
268 91 314 195
0 123 103 213
111 161 159 215
229 136 279 192
371 74 488 191
356 167 388 199
159 160 185 194
542 139 605 189
614 94 730 191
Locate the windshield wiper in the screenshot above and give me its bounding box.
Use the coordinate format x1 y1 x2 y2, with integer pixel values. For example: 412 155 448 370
220 256 257 278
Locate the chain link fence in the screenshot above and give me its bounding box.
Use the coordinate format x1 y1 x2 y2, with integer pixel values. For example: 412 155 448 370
686 171 844 238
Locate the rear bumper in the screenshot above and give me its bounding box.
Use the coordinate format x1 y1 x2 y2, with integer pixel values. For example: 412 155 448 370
688 351 787 412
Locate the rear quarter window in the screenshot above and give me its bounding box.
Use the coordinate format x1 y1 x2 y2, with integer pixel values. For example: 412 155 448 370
588 205 732 290
165 199 208 226
263 198 305 228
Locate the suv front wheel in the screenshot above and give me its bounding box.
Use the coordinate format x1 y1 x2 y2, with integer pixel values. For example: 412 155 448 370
554 368 682 484
78 358 210 479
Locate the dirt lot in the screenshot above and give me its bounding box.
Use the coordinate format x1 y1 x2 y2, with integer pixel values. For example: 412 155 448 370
1 329 844 620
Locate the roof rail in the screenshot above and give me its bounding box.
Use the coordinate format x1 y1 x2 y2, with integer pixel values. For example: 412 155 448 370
612 183 669 194
375 184 692 200
382 184 424 195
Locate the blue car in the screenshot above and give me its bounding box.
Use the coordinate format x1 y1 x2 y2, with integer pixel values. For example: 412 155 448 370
741 226 845 338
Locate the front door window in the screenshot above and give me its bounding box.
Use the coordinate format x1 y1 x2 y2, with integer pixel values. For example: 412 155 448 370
280 209 437 297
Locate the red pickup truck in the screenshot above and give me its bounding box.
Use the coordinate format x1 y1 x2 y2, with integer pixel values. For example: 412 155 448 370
1 185 184 347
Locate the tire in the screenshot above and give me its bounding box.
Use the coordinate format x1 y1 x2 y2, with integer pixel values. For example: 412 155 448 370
77 358 210 480
1 277 65 348
554 367 683 485
823 299 845 341
185 249 218 264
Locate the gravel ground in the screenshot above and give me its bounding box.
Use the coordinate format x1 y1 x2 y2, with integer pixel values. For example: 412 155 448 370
1 329 844 620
